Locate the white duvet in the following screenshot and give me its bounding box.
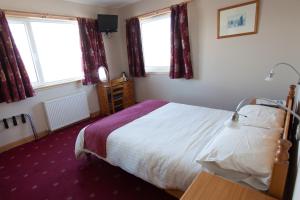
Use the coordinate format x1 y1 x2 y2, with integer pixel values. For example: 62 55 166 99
75 103 232 191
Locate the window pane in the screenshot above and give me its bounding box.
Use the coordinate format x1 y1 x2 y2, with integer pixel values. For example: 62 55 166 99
9 23 38 83
31 21 83 83
141 14 171 73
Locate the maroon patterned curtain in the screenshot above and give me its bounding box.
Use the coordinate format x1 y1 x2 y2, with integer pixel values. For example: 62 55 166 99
0 11 35 103
170 3 193 79
77 18 108 85
126 18 146 77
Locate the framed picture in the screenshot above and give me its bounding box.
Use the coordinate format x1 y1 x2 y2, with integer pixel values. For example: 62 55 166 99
217 0 259 39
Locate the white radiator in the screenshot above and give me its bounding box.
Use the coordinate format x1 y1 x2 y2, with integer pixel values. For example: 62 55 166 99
43 92 90 131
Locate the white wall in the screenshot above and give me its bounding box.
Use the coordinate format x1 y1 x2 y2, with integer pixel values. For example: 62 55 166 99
0 0 123 146
118 0 300 111
0 0 107 18
0 83 97 146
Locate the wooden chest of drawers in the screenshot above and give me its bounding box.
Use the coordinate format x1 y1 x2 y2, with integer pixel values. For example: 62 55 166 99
97 79 135 116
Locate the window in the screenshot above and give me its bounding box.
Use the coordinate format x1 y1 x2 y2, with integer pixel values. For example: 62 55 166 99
8 18 83 88
140 13 171 73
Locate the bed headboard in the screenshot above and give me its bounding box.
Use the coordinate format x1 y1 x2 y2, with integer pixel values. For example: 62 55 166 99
268 85 296 199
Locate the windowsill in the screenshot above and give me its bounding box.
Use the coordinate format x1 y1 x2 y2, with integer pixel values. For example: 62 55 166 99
145 66 169 75
146 72 168 75
33 78 82 91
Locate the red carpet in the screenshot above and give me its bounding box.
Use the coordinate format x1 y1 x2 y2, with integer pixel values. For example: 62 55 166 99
0 118 177 200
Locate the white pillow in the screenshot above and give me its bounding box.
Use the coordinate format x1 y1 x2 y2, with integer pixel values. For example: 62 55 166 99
239 105 285 129
196 126 282 191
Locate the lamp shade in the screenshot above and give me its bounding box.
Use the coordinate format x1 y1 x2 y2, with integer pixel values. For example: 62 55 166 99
265 72 274 81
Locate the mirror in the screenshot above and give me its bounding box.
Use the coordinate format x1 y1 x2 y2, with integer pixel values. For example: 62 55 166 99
98 66 109 83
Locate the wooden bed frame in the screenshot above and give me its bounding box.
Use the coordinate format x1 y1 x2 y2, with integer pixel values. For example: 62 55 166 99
267 85 295 199
167 85 296 200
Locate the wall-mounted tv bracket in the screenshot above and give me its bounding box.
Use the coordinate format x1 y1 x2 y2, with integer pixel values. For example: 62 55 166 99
103 32 113 39
1 114 38 140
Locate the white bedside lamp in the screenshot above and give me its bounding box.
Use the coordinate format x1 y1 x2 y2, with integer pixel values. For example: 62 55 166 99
265 62 300 84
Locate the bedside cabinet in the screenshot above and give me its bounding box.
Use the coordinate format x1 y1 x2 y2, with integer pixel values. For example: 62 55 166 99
181 172 277 200
97 78 135 116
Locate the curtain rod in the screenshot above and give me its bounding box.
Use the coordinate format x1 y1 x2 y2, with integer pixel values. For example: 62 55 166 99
3 9 94 21
129 0 192 20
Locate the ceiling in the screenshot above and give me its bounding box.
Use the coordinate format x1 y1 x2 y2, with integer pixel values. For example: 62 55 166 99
65 0 141 8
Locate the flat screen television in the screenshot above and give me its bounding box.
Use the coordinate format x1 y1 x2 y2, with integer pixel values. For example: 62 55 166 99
97 14 118 33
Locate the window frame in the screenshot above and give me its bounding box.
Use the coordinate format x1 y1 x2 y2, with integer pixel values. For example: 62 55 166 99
139 12 171 75
7 17 83 89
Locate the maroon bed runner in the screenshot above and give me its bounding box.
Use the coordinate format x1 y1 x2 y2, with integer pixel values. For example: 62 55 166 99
84 100 168 158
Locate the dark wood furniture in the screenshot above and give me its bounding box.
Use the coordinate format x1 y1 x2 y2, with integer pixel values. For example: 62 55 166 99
97 78 135 116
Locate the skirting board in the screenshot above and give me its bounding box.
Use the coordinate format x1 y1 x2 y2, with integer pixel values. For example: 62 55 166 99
0 131 49 154
0 112 101 154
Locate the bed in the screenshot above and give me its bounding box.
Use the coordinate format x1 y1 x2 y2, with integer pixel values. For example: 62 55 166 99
75 85 296 199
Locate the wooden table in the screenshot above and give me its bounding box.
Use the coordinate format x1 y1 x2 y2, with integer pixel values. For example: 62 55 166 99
180 172 277 200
